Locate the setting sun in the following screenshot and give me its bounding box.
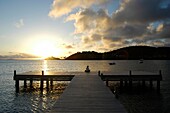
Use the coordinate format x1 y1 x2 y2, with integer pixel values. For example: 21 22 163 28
33 41 57 58
27 34 63 58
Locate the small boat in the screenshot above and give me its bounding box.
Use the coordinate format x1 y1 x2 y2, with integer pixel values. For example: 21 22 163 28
139 59 143 63
109 62 116 65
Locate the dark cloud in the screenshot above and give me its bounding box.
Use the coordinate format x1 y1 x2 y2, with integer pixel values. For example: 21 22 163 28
113 0 170 24
108 23 147 39
64 0 170 51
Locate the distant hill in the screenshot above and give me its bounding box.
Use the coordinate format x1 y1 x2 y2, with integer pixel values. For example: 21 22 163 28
45 56 60 60
65 51 102 60
65 46 170 60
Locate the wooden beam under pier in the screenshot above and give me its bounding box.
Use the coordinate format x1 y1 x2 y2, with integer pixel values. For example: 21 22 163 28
100 71 162 92
14 70 162 93
13 70 75 92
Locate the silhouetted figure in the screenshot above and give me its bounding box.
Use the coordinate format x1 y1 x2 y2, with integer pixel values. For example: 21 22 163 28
85 66 90 73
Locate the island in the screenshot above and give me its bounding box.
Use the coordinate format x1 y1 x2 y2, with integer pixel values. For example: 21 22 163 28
45 56 61 60
65 46 170 60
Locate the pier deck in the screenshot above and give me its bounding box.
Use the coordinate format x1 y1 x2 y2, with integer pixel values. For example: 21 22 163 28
49 75 127 113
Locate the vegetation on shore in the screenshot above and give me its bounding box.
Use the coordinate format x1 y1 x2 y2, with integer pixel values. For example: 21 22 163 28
45 56 61 60
65 46 170 60
45 46 170 60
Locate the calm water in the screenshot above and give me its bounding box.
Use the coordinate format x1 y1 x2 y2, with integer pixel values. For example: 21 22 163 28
0 60 170 113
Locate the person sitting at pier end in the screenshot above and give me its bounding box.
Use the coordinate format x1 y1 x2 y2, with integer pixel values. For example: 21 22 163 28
85 66 90 73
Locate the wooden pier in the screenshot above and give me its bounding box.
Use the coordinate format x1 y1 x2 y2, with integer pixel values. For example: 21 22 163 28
13 70 162 112
14 70 162 93
49 75 127 113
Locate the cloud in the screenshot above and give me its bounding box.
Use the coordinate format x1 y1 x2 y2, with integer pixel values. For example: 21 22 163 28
50 0 170 52
62 43 75 49
156 23 164 32
66 8 150 50
14 19 24 28
49 0 110 18
156 23 170 38
65 45 74 49
113 0 170 24
0 52 39 59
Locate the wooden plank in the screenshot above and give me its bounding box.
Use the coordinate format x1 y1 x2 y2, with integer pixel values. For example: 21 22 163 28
14 75 75 81
15 71 162 81
49 75 127 113
101 75 162 81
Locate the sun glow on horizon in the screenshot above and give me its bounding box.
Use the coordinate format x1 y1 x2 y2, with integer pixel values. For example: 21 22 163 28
33 41 57 58
28 34 64 58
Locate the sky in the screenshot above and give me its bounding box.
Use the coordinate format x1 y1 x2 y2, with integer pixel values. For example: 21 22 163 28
0 0 170 59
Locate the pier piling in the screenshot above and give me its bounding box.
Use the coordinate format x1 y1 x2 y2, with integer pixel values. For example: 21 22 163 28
125 80 128 87
50 78 53 86
120 80 123 88
40 71 44 92
14 70 19 93
24 79 27 88
16 80 19 93
150 80 153 89
30 79 33 88
142 80 145 88
157 80 160 93
46 79 49 90
98 71 100 76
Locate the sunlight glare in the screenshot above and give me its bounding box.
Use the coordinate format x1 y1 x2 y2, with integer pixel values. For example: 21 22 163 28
30 35 63 58
34 41 55 58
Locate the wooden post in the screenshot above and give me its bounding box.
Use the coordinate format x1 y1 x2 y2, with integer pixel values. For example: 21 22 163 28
157 70 161 93
24 80 27 88
142 80 145 88
129 70 132 75
50 78 53 86
159 70 162 76
40 71 44 92
120 80 123 93
14 70 16 78
46 79 49 90
157 80 160 93
115 86 119 99
129 70 132 90
125 80 128 87
106 79 109 87
30 79 33 88
16 80 19 93
14 70 19 93
100 73 103 80
129 80 132 91
150 80 153 89
98 71 100 76
120 80 123 88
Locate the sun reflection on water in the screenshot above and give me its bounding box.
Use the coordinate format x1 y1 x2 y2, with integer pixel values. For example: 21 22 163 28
42 60 50 75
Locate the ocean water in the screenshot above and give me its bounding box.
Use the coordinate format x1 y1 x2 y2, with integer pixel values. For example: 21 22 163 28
0 60 169 113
